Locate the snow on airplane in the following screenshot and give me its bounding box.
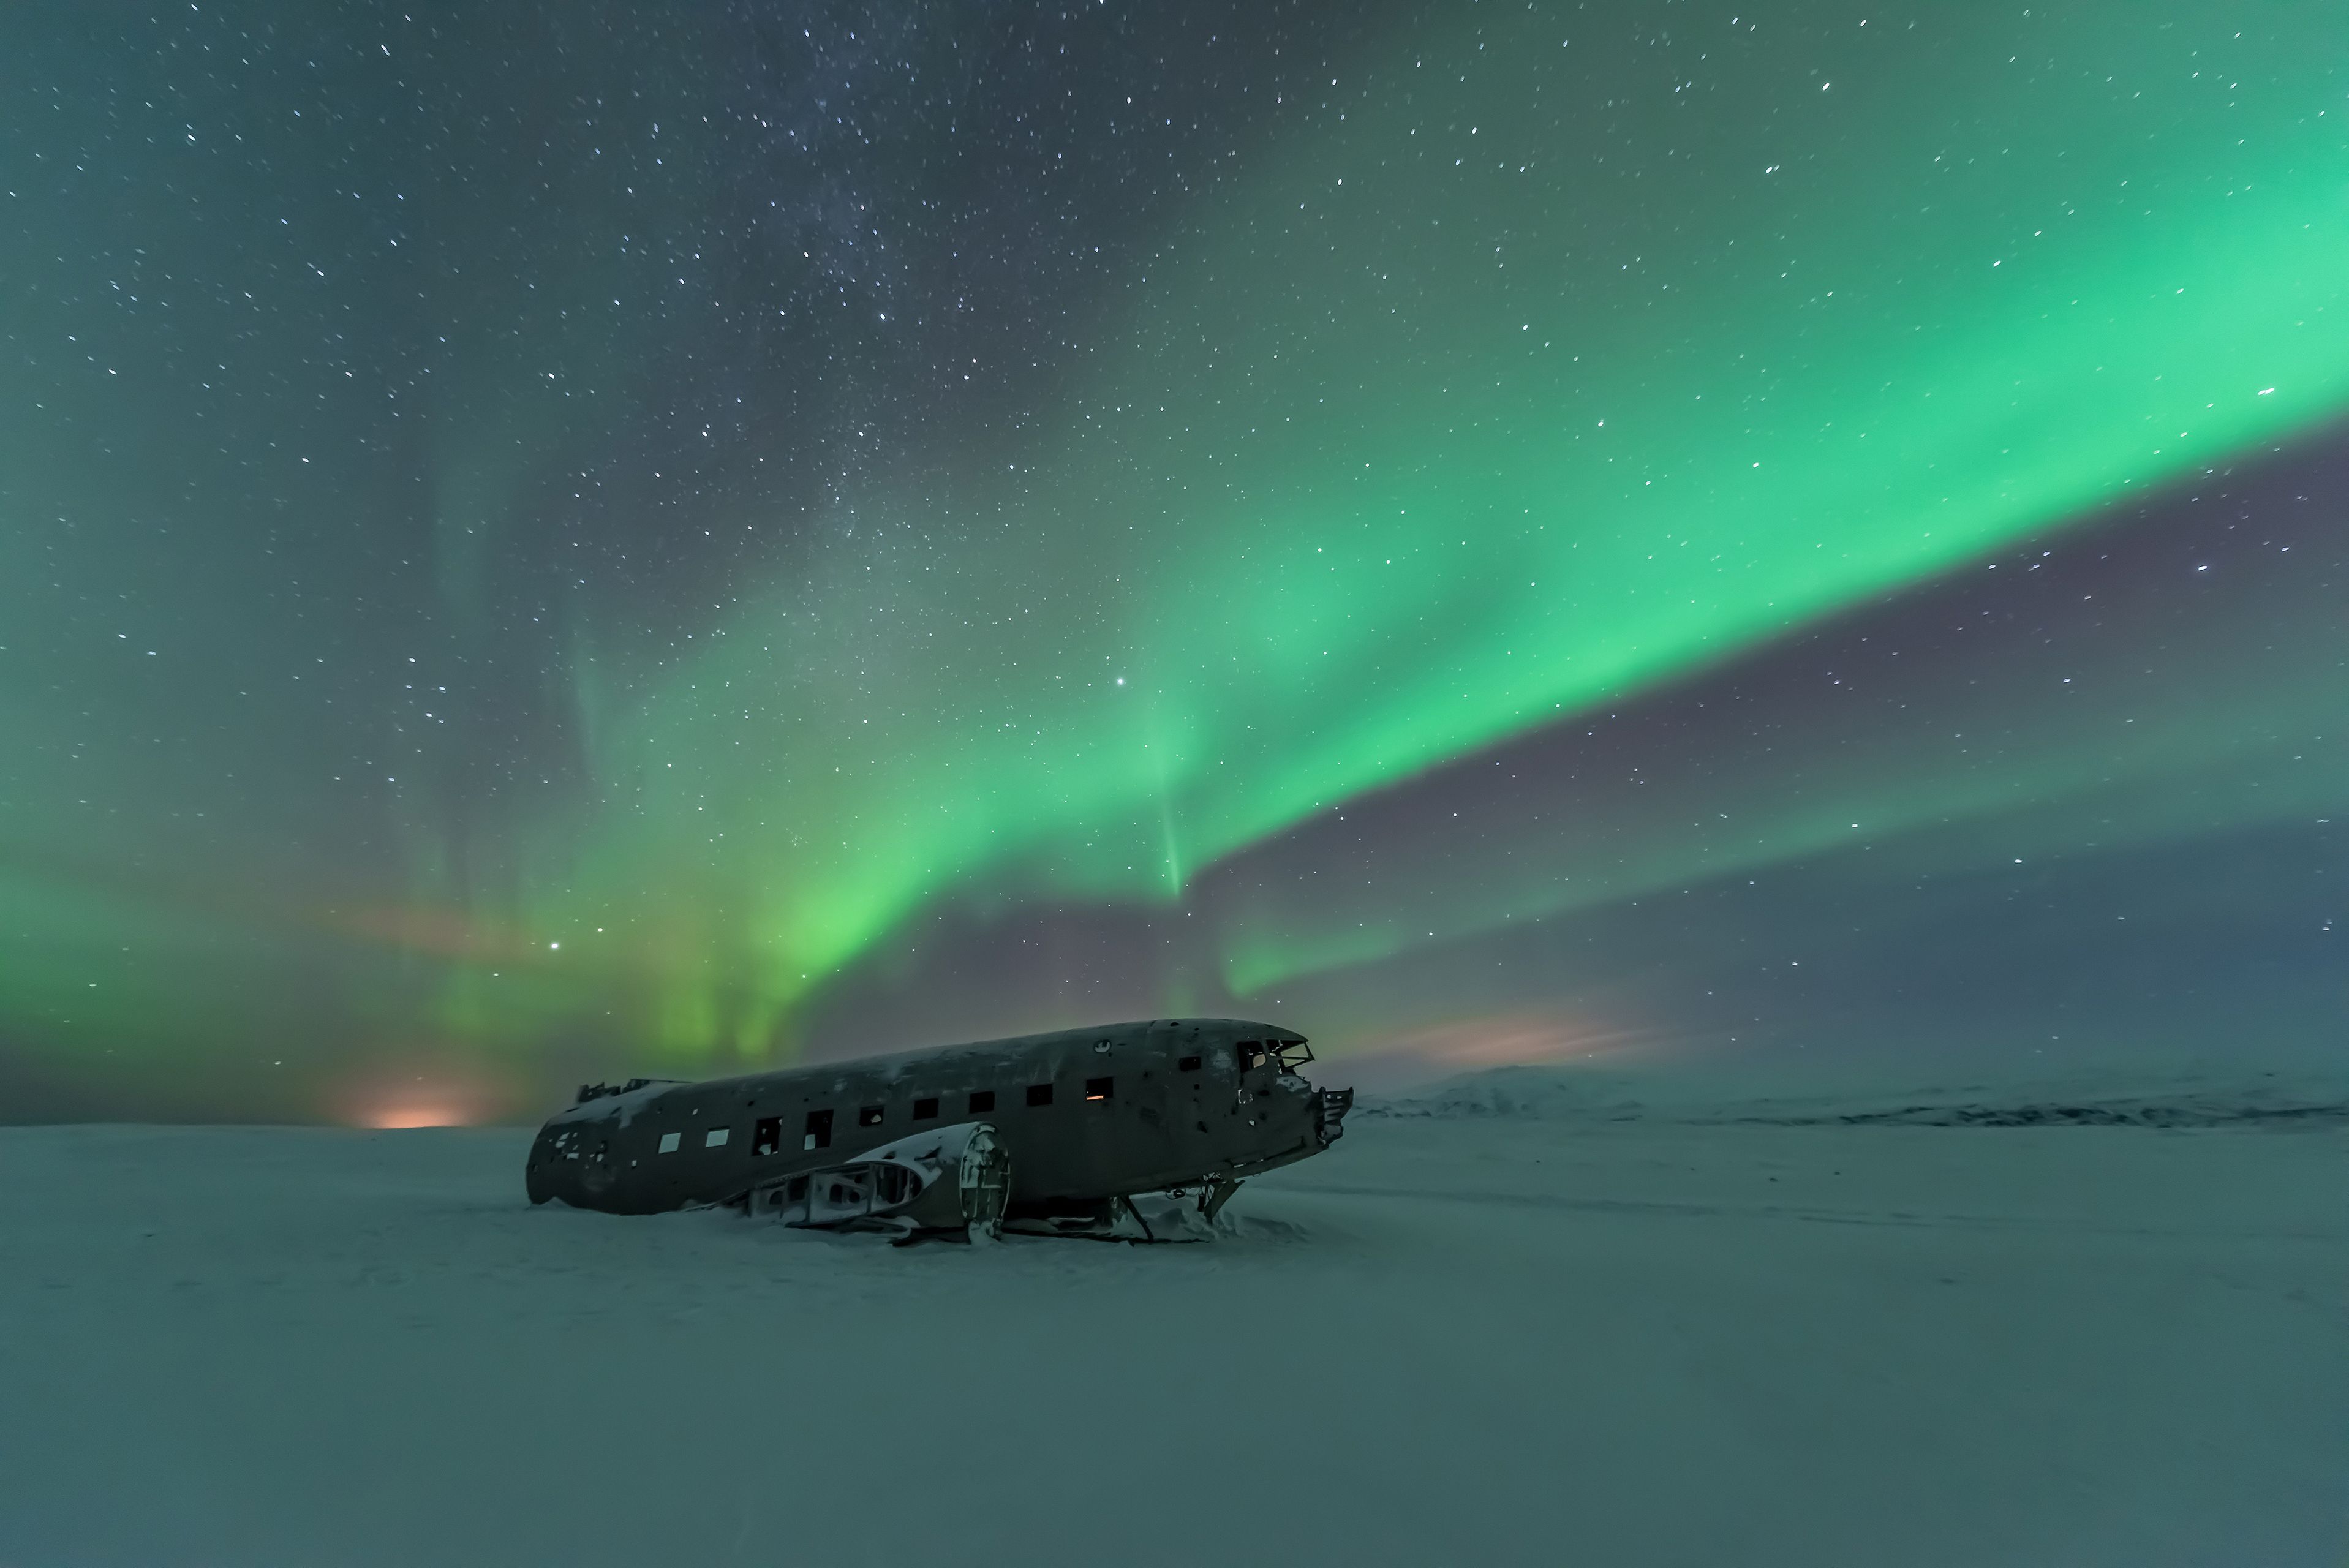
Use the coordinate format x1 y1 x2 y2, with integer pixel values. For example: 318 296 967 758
526 1017 1354 1240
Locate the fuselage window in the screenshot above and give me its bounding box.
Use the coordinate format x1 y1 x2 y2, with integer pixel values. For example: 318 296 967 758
1026 1083 1054 1107
1178 1055 1202 1072
968 1090 996 1114
704 1127 730 1149
1085 1076 1114 1102
912 1097 940 1121
657 1131 681 1155
804 1109 832 1150
858 1104 884 1128
752 1117 782 1156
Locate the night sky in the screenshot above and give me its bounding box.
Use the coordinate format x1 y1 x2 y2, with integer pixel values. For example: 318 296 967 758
5 1 2343 1124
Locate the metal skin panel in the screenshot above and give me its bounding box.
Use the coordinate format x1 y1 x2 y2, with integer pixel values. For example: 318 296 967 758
524 1017 1349 1218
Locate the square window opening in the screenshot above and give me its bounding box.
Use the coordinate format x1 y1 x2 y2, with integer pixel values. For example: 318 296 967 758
752 1117 782 1156
968 1090 996 1114
1026 1083 1054 1108
656 1131 681 1155
913 1097 940 1121
1085 1076 1114 1102
704 1126 730 1148
858 1104 884 1128
804 1109 833 1151
1178 1055 1202 1072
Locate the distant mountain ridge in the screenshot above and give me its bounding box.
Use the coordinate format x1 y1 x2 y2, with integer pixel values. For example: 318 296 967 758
1355 1062 2349 1128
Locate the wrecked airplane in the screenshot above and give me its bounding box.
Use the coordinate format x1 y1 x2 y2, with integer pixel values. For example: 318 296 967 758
526 1017 1354 1241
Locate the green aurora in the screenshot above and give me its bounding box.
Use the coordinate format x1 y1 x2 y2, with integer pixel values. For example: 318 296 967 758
508 6 2349 1054
2 1 2345 1113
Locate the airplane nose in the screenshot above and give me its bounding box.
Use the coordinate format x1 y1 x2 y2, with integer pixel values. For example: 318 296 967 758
1313 1086 1355 1147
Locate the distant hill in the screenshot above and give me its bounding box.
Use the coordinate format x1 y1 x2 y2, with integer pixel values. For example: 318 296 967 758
1356 1061 2349 1129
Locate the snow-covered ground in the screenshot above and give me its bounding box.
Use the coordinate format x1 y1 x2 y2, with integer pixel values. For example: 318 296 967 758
4 1084 2342 1566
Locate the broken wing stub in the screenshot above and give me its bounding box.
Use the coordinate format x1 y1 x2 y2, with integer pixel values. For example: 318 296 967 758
749 1121 1011 1242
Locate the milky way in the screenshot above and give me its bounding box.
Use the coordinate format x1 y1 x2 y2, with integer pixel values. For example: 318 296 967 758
3 2 2343 1120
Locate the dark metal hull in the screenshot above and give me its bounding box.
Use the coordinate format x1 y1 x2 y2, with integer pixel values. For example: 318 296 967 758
526 1017 1349 1219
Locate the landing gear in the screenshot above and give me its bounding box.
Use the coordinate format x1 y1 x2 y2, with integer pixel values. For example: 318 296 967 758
999 1185 1237 1243
1199 1177 1244 1222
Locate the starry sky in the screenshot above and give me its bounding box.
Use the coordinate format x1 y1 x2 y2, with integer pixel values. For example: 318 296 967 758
4 1 2344 1124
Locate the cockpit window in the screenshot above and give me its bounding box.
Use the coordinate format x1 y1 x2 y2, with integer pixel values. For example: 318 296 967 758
1236 1038 1313 1073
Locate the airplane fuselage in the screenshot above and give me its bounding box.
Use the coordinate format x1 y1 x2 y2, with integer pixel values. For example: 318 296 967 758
525 1017 1349 1218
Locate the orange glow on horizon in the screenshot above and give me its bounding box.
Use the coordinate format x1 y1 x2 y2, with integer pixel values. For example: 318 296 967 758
358 1103 475 1129
332 1054 511 1129
1329 1008 1677 1095
1365 1011 1657 1069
